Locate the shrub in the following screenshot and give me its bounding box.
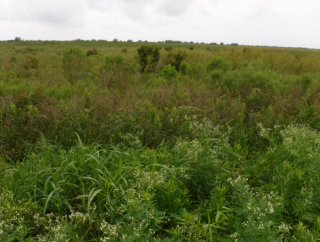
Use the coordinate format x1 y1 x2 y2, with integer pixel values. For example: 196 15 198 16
164 47 173 51
189 47 194 50
222 70 240 91
211 69 224 81
186 63 205 80
102 53 136 89
62 48 88 84
10 57 17 63
160 64 177 79
137 45 160 73
299 73 313 91
206 55 231 72
121 48 128 53
86 49 98 57
179 61 189 75
165 49 187 71
23 56 39 70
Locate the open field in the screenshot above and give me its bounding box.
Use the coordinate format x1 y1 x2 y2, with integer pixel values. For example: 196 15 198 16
1 41 320 241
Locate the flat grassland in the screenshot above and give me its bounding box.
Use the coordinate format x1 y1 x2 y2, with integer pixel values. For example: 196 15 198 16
1 41 320 241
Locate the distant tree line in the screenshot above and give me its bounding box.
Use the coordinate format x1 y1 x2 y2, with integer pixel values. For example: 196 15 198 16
10 36 242 47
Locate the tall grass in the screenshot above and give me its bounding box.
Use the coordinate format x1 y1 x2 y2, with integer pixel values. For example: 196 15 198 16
1 41 320 240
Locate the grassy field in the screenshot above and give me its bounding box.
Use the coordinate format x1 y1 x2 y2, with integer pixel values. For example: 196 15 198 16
1 40 320 241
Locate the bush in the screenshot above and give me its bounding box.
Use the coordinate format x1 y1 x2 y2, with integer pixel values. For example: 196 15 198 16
189 47 194 50
165 49 187 71
137 45 161 73
62 48 88 85
10 57 17 63
299 73 313 91
222 70 240 90
186 63 205 80
160 64 177 79
164 47 173 51
86 49 98 57
206 55 231 72
102 53 136 89
23 56 39 70
211 69 224 81
179 61 189 75
121 48 128 53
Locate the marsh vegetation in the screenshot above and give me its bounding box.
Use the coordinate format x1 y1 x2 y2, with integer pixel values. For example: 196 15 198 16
1 40 320 241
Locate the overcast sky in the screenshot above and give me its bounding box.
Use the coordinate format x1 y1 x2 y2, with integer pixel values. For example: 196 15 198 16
1 0 320 48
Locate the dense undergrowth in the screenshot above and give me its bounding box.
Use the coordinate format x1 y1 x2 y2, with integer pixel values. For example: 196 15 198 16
1 41 320 241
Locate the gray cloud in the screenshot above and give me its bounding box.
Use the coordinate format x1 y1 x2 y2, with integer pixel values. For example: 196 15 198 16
0 0 87 26
0 0 320 48
156 0 194 17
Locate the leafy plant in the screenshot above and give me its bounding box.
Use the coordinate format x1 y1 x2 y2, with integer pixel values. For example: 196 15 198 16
62 48 88 85
23 55 39 70
160 64 177 79
137 45 160 73
165 49 187 71
86 49 99 57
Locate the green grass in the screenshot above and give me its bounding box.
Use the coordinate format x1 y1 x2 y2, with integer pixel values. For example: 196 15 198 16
1 41 320 241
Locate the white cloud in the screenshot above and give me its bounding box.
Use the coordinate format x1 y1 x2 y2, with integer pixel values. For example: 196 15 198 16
1 0 87 26
0 0 319 48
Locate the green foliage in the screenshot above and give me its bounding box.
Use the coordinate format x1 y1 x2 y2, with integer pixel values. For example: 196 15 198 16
298 73 313 91
210 69 224 81
10 56 17 63
206 55 231 72
23 55 39 70
160 64 177 79
86 49 98 57
121 48 128 53
137 45 160 73
165 49 187 71
102 52 136 88
186 63 205 80
62 48 88 85
179 61 188 75
2 41 320 241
